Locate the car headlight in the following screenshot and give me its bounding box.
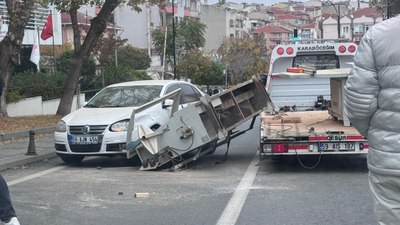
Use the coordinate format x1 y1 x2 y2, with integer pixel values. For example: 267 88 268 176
110 120 130 132
56 121 67 133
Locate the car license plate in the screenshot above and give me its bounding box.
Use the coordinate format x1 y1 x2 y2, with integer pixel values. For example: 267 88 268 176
319 142 355 151
69 135 99 145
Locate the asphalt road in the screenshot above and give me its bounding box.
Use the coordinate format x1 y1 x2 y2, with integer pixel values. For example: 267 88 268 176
2 121 377 225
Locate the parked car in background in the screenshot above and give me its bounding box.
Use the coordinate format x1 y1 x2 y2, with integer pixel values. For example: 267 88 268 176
54 80 204 163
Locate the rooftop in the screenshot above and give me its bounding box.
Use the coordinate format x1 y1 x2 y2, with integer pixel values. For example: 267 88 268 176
253 24 291 34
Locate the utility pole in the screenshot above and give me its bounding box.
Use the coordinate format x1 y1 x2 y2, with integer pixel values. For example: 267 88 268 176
337 4 341 38
387 0 392 19
146 0 152 57
172 0 177 80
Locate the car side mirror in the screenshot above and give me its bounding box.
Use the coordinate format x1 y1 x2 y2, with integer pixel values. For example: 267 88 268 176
162 99 174 109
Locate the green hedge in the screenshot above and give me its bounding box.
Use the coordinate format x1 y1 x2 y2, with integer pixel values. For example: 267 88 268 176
6 66 152 104
6 70 66 103
6 50 152 103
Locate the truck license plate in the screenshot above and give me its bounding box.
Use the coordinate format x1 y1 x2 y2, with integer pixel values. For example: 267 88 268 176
319 142 355 151
69 135 99 145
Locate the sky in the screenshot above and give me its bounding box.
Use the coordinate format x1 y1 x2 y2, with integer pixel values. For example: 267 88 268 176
206 0 306 6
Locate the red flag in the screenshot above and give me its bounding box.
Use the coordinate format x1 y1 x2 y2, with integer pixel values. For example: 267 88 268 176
41 14 53 40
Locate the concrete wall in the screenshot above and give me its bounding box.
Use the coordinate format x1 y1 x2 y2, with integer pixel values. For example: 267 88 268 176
7 94 85 117
114 3 161 49
200 5 227 52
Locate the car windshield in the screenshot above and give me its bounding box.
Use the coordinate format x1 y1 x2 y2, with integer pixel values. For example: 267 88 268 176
85 85 163 108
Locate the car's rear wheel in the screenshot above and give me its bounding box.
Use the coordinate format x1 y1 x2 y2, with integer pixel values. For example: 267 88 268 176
57 154 85 164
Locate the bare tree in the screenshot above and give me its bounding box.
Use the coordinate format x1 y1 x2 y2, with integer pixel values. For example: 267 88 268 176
218 37 267 85
52 0 153 116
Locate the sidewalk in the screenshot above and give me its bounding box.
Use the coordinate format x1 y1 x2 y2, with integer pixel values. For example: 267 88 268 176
0 127 57 171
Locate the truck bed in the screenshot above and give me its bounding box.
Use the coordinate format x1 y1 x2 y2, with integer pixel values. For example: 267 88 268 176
260 110 361 139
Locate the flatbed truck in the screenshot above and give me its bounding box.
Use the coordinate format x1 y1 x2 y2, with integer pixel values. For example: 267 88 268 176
260 40 368 164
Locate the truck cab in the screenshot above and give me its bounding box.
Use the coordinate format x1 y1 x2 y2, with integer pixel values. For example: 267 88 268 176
260 40 368 162
266 40 358 112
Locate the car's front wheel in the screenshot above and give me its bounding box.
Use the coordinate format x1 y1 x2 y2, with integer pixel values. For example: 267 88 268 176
57 154 85 164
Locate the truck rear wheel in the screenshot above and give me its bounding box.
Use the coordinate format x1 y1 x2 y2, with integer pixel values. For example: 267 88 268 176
57 154 85 164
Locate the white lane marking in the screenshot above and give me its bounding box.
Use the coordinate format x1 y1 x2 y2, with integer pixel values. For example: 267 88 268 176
8 166 66 186
216 153 259 225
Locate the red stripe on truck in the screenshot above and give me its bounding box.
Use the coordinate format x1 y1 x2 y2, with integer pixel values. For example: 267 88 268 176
346 135 365 140
308 135 365 141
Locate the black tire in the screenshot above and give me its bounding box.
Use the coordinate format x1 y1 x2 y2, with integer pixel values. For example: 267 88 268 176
57 154 85 164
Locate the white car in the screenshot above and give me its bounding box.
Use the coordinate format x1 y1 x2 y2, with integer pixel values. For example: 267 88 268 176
54 80 204 163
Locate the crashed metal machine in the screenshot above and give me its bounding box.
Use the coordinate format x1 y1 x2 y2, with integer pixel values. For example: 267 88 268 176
125 76 274 170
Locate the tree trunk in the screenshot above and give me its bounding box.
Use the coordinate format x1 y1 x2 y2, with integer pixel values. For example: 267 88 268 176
56 0 120 117
0 1 35 117
0 38 15 117
69 8 81 52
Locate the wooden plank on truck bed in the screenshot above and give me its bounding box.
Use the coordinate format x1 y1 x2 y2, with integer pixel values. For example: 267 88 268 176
314 68 351 78
260 110 360 138
262 115 301 124
275 68 352 79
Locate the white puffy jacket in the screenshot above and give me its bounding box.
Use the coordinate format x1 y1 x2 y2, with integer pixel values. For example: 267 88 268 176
344 15 400 176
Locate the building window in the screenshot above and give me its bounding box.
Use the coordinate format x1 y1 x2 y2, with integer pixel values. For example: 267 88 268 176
343 26 349 34
235 19 240 28
354 24 362 34
229 19 234 28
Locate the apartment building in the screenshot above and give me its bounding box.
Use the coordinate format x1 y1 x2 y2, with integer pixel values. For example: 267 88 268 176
79 1 200 52
200 4 246 52
351 7 382 43
0 1 61 46
253 24 291 57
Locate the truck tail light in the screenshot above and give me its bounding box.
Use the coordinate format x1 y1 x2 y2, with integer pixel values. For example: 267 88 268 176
348 45 356 53
262 144 272 153
359 143 369 150
286 47 294 55
277 47 284 55
339 45 346 53
272 144 288 153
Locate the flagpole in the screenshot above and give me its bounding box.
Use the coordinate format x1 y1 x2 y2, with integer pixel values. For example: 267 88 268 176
36 26 40 72
51 9 55 75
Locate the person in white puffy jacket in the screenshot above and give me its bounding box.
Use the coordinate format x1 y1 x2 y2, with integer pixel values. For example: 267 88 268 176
344 15 400 224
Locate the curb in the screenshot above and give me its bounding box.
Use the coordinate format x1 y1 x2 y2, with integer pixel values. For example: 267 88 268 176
0 127 57 171
0 127 56 143
0 152 58 172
